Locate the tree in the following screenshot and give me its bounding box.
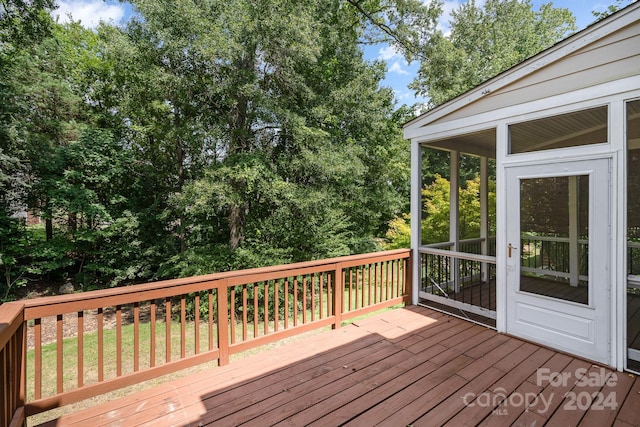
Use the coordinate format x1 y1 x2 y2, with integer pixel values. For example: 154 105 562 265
384 174 497 248
0 0 438 294
593 0 636 21
411 0 576 107
118 0 418 267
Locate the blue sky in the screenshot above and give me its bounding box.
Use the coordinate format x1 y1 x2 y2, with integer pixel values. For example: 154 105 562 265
52 0 625 107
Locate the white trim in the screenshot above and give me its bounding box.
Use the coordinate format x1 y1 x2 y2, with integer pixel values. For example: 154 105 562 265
520 267 588 282
418 292 497 320
411 141 422 305
450 151 460 292
505 158 612 366
419 247 497 264
403 2 640 130
480 157 489 282
495 123 508 333
502 152 615 169
619 99 630 371
406 76 640 142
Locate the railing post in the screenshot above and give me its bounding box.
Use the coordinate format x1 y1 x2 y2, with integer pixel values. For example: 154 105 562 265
333 263 343 329
217 280 230 366
0 302 26 427
404 253 413 305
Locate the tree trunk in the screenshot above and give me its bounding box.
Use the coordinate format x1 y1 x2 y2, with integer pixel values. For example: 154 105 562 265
229 203 246 252
68 212 77 235
226 48 255 252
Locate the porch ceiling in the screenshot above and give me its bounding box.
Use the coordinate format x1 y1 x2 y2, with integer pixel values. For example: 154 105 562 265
421 128 496 159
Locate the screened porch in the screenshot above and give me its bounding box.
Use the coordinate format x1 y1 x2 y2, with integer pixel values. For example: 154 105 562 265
415 99 640 371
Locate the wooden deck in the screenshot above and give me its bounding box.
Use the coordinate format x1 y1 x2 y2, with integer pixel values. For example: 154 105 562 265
427 276 640 355
37 306 640 427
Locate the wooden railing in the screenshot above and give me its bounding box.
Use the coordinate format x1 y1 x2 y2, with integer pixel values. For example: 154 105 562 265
1 302 26 427
418 244 497 317
520 234 589 282
0 249 410 423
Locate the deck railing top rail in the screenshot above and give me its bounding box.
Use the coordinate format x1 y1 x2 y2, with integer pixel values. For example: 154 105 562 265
21 249 409 318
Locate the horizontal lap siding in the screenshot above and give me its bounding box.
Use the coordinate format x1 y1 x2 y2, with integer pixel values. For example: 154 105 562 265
428 20 640 125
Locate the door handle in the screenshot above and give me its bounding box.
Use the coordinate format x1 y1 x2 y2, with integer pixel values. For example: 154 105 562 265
508 243 518 258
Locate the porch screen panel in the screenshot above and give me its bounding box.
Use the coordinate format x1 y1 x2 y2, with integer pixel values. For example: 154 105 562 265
519 175 589 305
509 106 608 154
627 99 640 366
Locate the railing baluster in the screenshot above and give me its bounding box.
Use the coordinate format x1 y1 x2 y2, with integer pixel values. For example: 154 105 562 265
97 308 103 382
357 267 362 309
242 285 248 341
293 278 298 327
34 318 41 400
165 298 171 363
253 284 259 338
391 261 396 298
134 302 139 372
208 290 214 351
230 288 236 344
180 296 186 359
348 268 353 311
150 301 156 368
385 261 390 301
264 282 269 335
195 293 200 355
302 277 307 324
311 274 316 322
374 263 378 304
319 275 324 319
116 305 122 377
77 311 83 388
274 281 279 332
56 314 63 394
284 280 289 328
327 273 333 314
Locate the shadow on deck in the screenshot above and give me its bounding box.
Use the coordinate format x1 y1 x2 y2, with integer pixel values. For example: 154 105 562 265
37 306 640 427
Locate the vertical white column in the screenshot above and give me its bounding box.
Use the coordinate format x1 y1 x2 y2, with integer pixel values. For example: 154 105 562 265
480 156 489 282
410 140 422 305
495 124 508 333
610 99 625 371
450 151 460 292
568 175 580 287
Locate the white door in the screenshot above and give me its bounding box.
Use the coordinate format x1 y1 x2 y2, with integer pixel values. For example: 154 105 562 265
505 158 611 365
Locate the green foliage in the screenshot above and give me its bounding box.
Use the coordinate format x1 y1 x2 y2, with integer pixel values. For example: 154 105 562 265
384 174 497 248
2 0 527 298
0 208 28 300
592 0 636 21
385 214 412 249
411 0 576 107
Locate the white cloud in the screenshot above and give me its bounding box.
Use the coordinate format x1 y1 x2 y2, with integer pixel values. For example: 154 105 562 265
394 90 412 101
389 61 410 75
377 45 401 61
53 0 126 28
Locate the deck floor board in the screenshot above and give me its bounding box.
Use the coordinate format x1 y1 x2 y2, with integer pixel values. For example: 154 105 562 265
35 306 640 427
